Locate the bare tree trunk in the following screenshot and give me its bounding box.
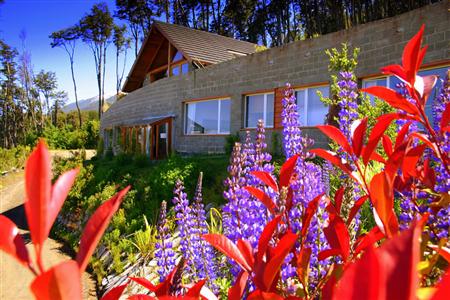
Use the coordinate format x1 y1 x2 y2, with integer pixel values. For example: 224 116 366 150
69 55 81 127
101 43 107 115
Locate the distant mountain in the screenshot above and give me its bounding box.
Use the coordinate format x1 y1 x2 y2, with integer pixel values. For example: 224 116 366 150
62 94 117 113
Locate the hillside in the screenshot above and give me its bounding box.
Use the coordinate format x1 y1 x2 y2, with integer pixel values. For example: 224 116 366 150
62 94 117 113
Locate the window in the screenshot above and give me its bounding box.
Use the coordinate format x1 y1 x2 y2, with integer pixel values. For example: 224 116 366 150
172 51 183 62
245 93 274 128
389 66 448 123
185 98 231 135
362 77 390 104
295 85 329 126
181 63 189 74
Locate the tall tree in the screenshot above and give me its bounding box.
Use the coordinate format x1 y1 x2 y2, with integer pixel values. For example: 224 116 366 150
50 26 82 127
112 24 130 95
79 2 114 119
51 90 67 126
0 39 21 148
115 0 156 57
34 70 57 119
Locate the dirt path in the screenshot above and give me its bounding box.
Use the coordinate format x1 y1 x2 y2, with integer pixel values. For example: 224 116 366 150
0 151 97 299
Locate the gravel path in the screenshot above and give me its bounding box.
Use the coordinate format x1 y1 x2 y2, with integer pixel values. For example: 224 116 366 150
0 150 97 299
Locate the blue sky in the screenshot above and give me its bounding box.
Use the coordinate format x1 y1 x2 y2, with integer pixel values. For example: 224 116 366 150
0 0 135 102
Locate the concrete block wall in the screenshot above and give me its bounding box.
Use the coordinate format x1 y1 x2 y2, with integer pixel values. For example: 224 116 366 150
101 1 449 154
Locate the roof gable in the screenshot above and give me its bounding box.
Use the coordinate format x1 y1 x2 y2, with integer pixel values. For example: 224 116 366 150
123 22 258 92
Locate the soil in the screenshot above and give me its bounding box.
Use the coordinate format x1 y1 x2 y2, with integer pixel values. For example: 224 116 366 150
0 150 97 299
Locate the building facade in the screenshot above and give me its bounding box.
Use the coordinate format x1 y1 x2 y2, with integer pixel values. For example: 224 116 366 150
101 2 449 157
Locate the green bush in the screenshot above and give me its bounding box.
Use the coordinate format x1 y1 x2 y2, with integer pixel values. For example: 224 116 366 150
0 145 31 172
224 132 241 155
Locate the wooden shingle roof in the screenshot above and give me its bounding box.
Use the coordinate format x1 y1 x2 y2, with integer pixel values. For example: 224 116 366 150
154 21 258 64
122 22 258 92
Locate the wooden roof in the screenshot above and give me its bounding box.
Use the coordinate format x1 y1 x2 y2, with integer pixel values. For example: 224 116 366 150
122 22 258 92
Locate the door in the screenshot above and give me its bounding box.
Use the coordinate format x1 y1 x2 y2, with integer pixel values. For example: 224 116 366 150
150 118 172 160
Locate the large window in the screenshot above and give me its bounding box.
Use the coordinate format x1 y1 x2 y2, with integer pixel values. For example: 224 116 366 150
185 98 231 135
245 93 274 128
362 77 390 104
295 85 329 126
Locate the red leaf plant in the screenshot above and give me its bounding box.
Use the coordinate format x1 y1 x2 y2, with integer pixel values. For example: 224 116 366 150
0 140 130 300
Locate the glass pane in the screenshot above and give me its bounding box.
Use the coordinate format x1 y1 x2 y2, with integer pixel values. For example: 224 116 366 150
220 99 231 133
185 100 219 134
307 86 329 126
418 67 448 124
172 66 180 76
246 94 265 128
266 94 274 127
158 123 168 159
173 51 183 62
295 90 306 125
181 63 189 74
362 78 387 104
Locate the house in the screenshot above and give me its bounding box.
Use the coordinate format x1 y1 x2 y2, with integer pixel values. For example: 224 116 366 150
101 1 449 159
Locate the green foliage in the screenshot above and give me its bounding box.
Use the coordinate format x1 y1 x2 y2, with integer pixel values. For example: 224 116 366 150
271 131 282 158
129 216 158 257
224 132 241 155
0 145 31 172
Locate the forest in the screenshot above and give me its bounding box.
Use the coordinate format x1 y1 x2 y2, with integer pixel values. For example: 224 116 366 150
0 0 437 149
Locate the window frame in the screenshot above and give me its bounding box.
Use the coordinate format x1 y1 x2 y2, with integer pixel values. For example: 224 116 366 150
184 97 231 136
244 92 275 129
294 84 329 127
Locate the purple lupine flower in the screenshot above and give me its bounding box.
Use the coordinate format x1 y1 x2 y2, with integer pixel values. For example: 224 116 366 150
280 84 328 289
337 71 359 140
155 200 176 282
190 172 218 291
172 179 196 276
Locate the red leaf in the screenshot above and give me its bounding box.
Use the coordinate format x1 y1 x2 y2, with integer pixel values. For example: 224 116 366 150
318 248 340 261
369 172 397 238
346 195 369 225
301 193 323 239
129 277 157 291
257 215 281 264
228 271 249 300
263 231 298 290
382 135 393 156
76 186 130 272
279 154 299 188
296 247 311 286
351 118 368 157
0 215 30 266
317 125 353 155
332 246 383 300
47 168 79 238
420 74 438 105
402 24 425 85
334 187 344 214
250 171 279 192
309 149 357 183
402 144 427 178
30 260 82 300
324 206 350 262
128 295 155 300
361 86 419 115
245 186 277 214
381 64 407 81
429 245 450 263
410 132 440 156
334 217 425 300
441 103 450 133
185 279 206 297
237 239 255 270
431 267 450 300
203 234 252 272
100 282 129 300
395 122 411 149
363 113 401 165
24 140 51 252
354 226 384 255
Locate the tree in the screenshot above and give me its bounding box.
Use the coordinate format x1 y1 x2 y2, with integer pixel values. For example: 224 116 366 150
51 90 68 126
112 24 130 95
78 2 114 119
0 39 21 148
115 0 156 57
34 70 57 119
50 26 82 127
